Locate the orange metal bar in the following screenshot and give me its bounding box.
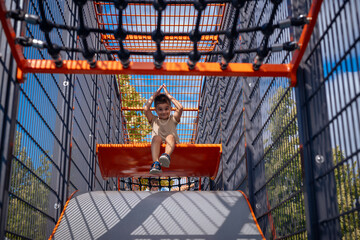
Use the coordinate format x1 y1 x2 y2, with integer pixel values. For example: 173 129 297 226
121 118 199 121
16 67 25 83
98 14 223 18
102 35 218 42
290 0 324 87
125 138 197 142
48 190 79 240
107 46 215 52
119 85 201 88
124 92 200 95
0 0 26 80
238 190 266 240
121 99 198 103
22 60 291 78
122 107 198 111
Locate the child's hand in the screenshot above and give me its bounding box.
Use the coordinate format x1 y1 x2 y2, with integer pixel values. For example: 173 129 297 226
154 85 163 96
163 84 170 96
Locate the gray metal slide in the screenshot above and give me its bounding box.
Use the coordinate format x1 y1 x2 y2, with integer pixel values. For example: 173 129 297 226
52 191 264 240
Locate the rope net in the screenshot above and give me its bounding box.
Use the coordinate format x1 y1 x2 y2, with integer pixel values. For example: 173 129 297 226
119 177 199 191
4 0 310 143
94 2 223 56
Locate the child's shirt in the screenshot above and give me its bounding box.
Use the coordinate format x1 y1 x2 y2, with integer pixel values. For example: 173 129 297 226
150 114 180 143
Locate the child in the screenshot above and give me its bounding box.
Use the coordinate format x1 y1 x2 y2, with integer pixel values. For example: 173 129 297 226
144 84 183 174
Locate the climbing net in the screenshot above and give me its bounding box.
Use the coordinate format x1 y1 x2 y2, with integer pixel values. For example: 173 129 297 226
119 176 199 191
5 0 311 70
1 0 321 143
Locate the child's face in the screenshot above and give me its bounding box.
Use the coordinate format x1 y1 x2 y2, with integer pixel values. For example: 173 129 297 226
155 103 171 119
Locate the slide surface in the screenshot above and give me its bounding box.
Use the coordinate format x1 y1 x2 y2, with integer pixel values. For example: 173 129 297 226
52 191 264 240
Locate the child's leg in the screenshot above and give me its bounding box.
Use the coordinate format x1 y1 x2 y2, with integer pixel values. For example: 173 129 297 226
151 135 162 162
164 134 176 156
150 136 162 174
158 135 175 168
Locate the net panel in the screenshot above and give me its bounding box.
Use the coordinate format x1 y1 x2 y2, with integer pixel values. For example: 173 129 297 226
1 0 321 79
1 0 316 77
94 2 225 143
119 177 199 191
94 2 224 55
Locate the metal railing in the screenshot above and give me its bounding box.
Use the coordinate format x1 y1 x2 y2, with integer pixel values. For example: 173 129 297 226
197 0 360 240
0 0 120 239
0 0 359 239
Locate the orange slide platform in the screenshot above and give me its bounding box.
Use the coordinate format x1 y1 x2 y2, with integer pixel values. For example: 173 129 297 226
97 144 222 178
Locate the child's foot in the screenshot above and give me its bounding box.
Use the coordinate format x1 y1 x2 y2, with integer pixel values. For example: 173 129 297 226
159 153 171 168
149 162 162 174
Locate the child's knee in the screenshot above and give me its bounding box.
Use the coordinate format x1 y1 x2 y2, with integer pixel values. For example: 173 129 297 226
165 134 175 142
152 135 162 143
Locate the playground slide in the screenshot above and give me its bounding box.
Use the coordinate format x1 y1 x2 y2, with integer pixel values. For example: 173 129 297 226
50 191 265 240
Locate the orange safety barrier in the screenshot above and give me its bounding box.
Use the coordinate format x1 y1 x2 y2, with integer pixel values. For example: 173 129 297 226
97 143 222 178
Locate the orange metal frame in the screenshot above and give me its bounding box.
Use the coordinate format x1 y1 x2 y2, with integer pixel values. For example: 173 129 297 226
290 0 323 86
0 0 323 84
238 190 266 239
48 190 79 240
18 60 291 77
0 0 324 143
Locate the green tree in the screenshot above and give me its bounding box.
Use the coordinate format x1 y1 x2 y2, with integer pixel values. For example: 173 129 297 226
264 86 305 239
264 86 360 239
333 146 360 239
117 75 151 142
6 131 51 240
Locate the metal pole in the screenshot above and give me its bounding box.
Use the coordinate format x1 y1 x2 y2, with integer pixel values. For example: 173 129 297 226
0 1 24 236
0 70 20 239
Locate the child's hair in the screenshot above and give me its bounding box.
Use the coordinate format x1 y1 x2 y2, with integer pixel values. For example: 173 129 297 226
154 94 171 107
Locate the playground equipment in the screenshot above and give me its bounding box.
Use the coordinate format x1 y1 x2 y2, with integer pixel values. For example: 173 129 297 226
49 191 265 239
97 144 222 178
1 0 359 239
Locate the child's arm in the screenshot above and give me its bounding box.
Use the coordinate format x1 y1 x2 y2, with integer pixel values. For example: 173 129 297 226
144 85 163 123
163 85 183 122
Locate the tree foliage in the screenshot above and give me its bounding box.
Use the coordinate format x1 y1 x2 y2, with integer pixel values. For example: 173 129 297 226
333 146 360 239
264 86 360 239
117 75 151 142
264 86 304 239
6 131 51 240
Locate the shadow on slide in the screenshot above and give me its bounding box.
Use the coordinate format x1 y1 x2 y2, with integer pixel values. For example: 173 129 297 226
50 191 265 240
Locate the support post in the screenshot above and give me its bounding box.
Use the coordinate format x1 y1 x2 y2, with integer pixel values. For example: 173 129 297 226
0 1 24 236
0 70 20 240
243 77 266 233
296 66 340 240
